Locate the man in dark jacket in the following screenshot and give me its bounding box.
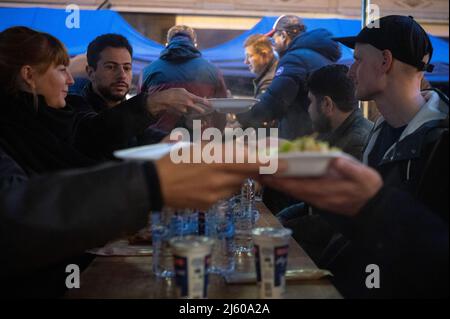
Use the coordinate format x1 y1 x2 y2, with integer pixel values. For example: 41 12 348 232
141 25 228 133
68 34 210 160
265 15 449 298
277 64 373 259
307 64 373 160
238 15 341 140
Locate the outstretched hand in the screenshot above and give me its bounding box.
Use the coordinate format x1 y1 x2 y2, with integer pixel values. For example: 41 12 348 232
260 157 383 216
154 143 273 210
146 88 211 117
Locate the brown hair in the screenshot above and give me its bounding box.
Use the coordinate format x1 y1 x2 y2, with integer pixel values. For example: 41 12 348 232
0 26 70 95
244 34 274 56
167 25 197 43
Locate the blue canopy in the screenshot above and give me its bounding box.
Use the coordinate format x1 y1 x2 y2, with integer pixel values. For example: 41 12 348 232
0 7 164 64
0 8 447 82
202 16 448 82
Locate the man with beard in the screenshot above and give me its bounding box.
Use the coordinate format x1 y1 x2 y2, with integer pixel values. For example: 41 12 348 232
238 15 341 140
307 64 373 160
243 34 278 98
69 34 208 159
239 15 341 214
276 65 373 258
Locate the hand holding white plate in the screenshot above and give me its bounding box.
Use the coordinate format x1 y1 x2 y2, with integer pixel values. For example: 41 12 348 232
273 151 356 177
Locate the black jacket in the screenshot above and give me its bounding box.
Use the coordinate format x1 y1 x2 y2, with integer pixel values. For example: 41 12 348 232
0 146 162 297
318 109 373 160
363 91 449 210
0 92 96 175
329 137 448 298
69 85 166 160
323 91 449 298
239 29 341 139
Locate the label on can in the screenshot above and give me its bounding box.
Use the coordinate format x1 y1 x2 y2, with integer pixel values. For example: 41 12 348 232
174 254 211 298
254 244 289 299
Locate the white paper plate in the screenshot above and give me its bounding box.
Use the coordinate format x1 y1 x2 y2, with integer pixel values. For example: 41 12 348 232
209 98 259 114
113 142 191 161
272 151 355 177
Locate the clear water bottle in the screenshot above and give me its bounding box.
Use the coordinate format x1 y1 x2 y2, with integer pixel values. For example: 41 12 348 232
152 208 198 278
206 200 235 276
234 179 257 254
241 178 255 212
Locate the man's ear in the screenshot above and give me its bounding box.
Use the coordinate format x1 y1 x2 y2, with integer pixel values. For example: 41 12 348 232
86 65 95 80
381 50 394 72
321 96 334 115
19 65 35 89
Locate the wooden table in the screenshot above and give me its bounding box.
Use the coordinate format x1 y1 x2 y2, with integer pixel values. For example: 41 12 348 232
65 203 342 299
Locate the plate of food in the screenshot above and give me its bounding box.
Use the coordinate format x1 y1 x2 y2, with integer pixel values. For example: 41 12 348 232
113 142 191 161
269 136 355 177
208 98 259 114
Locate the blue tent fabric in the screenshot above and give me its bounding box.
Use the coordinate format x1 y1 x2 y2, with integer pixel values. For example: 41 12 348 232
0 8 447 82
201 16 448 82
0 7 163 62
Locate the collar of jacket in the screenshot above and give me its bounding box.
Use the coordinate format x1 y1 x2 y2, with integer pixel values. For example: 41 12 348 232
280 28 341 62
322 109 364 145
363 90 449 164
160 36 201 61
254 57 277 85
81 83 112 112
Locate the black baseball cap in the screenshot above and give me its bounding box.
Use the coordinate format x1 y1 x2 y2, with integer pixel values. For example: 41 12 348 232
334 15 434 72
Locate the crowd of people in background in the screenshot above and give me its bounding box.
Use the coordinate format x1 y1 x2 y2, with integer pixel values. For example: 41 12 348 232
0 14 448 298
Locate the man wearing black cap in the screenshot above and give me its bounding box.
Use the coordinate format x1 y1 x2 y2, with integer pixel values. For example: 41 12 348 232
334 15 448 195
264 15 448 298
238 14 342 140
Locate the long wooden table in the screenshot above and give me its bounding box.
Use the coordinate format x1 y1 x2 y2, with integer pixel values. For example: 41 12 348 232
65 203 342 299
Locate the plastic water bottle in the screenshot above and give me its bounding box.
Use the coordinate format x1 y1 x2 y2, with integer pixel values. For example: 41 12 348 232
152 208 199 278
241 178 256 212
206 200 235 275
234 179 256 253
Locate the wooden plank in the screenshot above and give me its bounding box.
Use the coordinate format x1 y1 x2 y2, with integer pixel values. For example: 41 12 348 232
66 202 342 299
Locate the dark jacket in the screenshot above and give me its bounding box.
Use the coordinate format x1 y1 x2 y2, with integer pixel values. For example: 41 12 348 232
323 91 449 298
328 130 448 298
318 109 373 160
70 84 166 160
239 29 341 139
0 91 96 175
0 146 162 297
253 57 278 98
141 35 227 132
363 90 448 206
